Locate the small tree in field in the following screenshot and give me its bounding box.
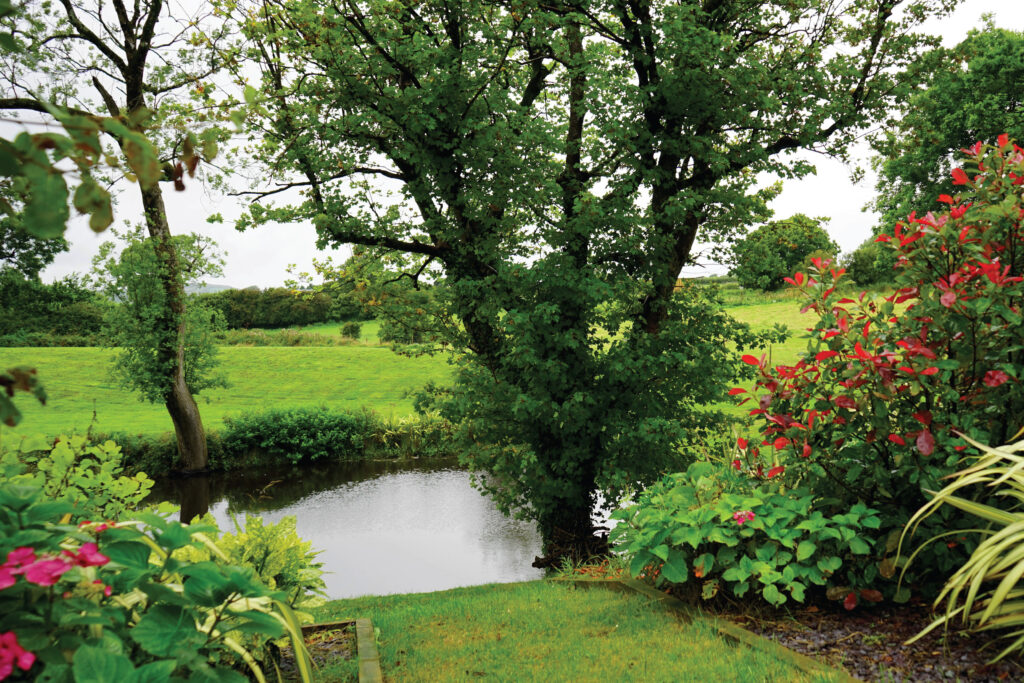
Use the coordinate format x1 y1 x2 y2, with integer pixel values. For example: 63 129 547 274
92 229 227 457
730 215 838 291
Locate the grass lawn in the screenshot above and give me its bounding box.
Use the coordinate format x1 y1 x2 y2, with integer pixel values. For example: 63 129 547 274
0 300 818 439
310 580 839 682
0 346 451 438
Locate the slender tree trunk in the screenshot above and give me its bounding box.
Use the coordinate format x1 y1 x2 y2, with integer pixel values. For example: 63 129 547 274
140 185 209 471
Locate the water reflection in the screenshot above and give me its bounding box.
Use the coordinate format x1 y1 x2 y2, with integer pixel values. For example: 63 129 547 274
147 459 545 599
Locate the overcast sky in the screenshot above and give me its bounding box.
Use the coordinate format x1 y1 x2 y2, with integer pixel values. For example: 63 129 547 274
35 0 1024 288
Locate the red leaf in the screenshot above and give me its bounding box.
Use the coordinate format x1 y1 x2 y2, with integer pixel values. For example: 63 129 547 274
741 355 760 366
728 387 747 395
998 133 1010 148
853 342 872 361
843 592 858 611
913 411 932 427
919 367 940 376
952 168 969 186
834 395 856 409
802 443 812 458
917 429 936 456
937 194 954 205
815 350 839 361
737 437 748 450
773 437 789 450
767 465 785 478
888 434 906 446
732 459 741 470
940 291 957 308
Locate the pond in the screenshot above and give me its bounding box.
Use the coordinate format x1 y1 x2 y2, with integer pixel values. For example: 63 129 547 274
147 459 545 599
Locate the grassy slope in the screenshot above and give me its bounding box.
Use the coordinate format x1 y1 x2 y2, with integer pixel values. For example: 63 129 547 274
0 301 818 439
0 346 451 437
311 581 838 682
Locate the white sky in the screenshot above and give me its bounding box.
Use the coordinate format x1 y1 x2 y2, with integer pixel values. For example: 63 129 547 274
36 0 1024 288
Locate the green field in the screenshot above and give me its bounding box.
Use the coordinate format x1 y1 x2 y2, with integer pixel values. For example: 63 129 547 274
0 345 452 438
1 301 819 439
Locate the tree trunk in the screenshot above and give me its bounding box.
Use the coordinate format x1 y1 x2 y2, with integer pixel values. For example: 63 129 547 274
140 185 209 471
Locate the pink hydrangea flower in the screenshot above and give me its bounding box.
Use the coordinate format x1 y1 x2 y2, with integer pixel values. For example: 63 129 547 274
0 631 35 680
22 559 70 587
732 510 756 525
63 543 109 568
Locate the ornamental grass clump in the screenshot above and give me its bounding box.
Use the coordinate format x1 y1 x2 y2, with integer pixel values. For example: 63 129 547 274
901 433 1024 662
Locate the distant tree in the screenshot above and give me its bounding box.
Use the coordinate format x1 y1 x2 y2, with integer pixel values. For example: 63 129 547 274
870 26 1024 236
0 213 68 280
730 215 839 291
842 238 893 287
91 229 227 457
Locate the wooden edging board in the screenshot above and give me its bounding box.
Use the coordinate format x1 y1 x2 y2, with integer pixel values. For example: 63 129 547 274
300 618 383 683
551 577 861 683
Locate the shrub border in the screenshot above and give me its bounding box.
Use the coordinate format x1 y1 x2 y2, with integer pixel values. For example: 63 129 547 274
551 577 860 682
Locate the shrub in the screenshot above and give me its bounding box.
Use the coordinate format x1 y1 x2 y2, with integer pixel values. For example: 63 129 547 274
733 136 1024 597
612 462 881 607
729 214 838 291
0 483 312 682
220 408 368 464
199 287 337 329
0 434 153 521
340 321 361 339
183 514 326 609
0 271 107 337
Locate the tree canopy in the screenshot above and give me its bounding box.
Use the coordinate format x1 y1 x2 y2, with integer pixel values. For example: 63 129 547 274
730 214 838 291
871 25 1024 233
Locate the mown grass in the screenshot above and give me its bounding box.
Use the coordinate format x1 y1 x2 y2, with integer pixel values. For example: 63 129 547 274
310 580 840 682
0 346 451 438
1 299 819 439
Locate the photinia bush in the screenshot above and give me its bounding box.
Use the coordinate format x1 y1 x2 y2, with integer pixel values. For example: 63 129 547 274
733 136 1024 597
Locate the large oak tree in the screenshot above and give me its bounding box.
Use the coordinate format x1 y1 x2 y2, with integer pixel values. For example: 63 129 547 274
234 0 958 560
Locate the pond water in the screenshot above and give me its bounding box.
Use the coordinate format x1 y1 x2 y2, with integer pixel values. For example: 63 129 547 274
147 459 545 599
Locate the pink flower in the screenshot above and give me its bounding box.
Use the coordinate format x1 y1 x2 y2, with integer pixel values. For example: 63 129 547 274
0 569 14 591
733 510 756 525
72 543 109 568
22 559 70 587
0 631 35 680
4 548 35 568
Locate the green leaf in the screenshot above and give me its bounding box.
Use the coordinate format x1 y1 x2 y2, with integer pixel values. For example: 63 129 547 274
104 541 152 570
129 660 177 683
762 583 785 606
796 540 816 562
72 646 135 683
130 605 206 658
848 537 871 555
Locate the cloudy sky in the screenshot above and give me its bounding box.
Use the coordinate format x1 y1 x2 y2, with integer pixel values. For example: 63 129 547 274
35 0 1024 288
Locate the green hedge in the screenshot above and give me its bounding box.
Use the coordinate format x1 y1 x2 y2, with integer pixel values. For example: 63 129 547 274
97 408 455 476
